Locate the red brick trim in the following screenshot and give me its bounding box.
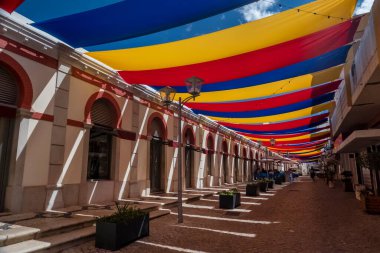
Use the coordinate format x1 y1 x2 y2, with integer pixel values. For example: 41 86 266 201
0 52 33 110
67 119 84 128
0 35 57 69
71 67 133 98
31 112 54 122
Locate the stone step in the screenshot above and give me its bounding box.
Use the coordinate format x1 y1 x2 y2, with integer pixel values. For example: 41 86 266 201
14 214 96 239
149 209 170 220
39 226 95 253
0 213 11 218
0 213 37 224
0 223 40 247
0 239 50 253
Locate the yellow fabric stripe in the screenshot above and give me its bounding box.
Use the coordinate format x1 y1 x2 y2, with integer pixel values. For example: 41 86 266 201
209 101 334 124
295 151 322 156
247 131 330 142
86 0 357 70
180 66 341 103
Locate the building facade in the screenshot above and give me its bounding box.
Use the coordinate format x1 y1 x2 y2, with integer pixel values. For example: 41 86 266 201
331 1 380 195
0 14 280 213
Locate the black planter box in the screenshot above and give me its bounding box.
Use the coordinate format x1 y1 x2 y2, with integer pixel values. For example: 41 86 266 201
95 213 149 251
235 192 241 207
275 178 282 185
219 193 241 209
246 184 260 196
268 180 274 189
259 182 268 192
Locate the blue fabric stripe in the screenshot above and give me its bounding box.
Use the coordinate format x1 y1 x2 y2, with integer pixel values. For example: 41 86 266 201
152 45 350 93
16 0 123 22
226 119 328 135
192 93 335 118
32 0 258 47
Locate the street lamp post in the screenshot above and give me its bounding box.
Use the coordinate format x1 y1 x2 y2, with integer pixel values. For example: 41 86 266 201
159 76 203 224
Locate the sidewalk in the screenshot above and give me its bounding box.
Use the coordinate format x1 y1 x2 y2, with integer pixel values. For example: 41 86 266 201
65 177 380 253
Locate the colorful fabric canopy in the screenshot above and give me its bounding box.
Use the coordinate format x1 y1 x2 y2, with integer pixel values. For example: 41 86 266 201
171 47 347 96
208 101 333 124
219 113 329 132
194 92 335 118
0 0 24 13
118 19 359 86
187 80 341 112
87 0 357 70
32 0 258 47
10 0 361 162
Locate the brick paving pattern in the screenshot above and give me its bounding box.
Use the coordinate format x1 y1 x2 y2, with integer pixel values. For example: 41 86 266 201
64 177 380 253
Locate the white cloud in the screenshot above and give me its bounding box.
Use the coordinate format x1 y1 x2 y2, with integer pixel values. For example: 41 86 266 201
239 0 277 22
354 0 375 15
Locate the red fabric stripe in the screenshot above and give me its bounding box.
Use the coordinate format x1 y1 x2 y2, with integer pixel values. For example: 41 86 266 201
187 80 341 112
248 132 331 145
239 126 330 139
0 0 24 13
119 18 360 86
219 113 329 131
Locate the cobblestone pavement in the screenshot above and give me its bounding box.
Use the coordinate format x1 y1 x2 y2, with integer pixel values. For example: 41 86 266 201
64 177 380 253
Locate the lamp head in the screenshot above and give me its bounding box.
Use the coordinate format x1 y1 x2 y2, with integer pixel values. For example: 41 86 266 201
159 86 176 106
185 76 203 97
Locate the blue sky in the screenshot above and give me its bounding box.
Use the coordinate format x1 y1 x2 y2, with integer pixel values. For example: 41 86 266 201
14 0 374 50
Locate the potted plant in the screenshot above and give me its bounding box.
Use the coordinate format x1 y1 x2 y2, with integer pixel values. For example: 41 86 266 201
357 151 380 214
267 178 274 189
231 188 241 207
218 189 241 209
246 181 260 196
95 202 149 251
258 178 268 192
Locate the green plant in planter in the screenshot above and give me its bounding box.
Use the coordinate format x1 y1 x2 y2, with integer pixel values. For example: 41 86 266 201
218 189 240 208
96 202 149 250
97 202 146 223
246 181 260 196
218 190 234 196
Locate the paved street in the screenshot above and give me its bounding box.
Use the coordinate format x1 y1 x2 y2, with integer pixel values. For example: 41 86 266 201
65 177 380 253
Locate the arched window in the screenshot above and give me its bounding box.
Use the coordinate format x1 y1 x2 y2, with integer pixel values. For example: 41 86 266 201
206 135 214 176
87 98 117 180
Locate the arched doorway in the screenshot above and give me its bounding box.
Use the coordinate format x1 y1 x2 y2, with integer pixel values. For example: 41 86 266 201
249 150 254 181
222 141 228 183
184 127 195 189
87 98 117 180
243 148 247 182
206 135 214 177
0 65 18 211
255 152 259 179
234 145 239 182
149 117 165 193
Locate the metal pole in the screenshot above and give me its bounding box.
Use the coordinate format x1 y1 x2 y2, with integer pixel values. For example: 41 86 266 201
177 97 183 223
